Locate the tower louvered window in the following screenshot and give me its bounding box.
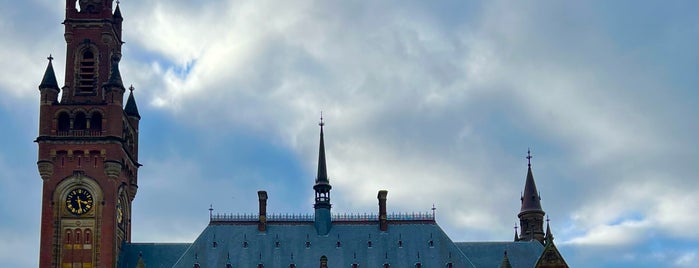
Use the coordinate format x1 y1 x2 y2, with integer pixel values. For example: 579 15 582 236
78 49 97 92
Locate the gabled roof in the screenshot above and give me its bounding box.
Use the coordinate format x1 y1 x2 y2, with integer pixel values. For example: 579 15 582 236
455 240 544 268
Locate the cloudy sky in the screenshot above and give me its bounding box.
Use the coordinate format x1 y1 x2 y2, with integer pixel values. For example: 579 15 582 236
1 0 697 267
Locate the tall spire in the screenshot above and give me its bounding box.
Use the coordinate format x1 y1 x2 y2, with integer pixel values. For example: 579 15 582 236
39 55 59 90
313 113 332 235
316 114 328 184
520 149 542 213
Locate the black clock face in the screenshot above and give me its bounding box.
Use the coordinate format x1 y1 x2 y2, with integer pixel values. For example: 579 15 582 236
66 188 94 215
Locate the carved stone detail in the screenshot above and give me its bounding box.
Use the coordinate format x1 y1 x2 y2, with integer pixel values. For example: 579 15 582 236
37 160 54 180
104 160 122 179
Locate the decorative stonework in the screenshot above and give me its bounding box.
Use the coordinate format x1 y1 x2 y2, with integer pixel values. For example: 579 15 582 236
104 160 122 179
37 160 54 180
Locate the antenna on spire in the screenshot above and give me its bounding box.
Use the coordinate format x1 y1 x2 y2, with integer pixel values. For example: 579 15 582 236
47 54 54 62
526 148 533 167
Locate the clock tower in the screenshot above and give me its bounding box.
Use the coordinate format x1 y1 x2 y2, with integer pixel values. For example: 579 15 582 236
36 1 140 267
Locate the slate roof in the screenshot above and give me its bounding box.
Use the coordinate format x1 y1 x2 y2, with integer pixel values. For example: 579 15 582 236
455 241 544 268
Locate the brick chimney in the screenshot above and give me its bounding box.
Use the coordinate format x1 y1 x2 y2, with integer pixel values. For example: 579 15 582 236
378 190 388 231
258 191 268 232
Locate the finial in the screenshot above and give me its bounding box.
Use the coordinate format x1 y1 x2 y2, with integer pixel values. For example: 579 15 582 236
47 54 54 62
129 84 135 92
319 111 325 127
546 215 550 224
526 148 532 167
431 203 436 218
514 223 518 232
208 204 213 220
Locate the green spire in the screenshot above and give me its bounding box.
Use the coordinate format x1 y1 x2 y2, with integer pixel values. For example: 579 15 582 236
39 55 59 90
125 85 141 119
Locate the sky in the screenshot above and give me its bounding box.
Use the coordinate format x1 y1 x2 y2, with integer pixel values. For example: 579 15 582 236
0 0 697 267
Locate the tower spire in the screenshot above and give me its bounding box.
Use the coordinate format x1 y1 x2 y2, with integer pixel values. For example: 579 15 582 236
518 149 546 243
313 113 332 235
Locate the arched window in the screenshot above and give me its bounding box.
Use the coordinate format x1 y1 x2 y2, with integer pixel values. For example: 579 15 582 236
64 229 72 245
57 112 70 132
77 49 97 92
319 256 328 268
74 112 87 130
352 263 358 268
84 229 91 244
257 264 264 268
415 263 421 268
74 229 82 245
446 263 453 268
383 263 390 268
89 112 102 132
289 264 295 268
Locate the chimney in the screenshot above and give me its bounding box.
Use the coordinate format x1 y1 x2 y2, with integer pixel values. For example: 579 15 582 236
258 191 268 232
378 190 388 231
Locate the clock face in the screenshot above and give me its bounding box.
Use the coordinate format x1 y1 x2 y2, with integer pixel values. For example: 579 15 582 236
66 188 94 215
116 199 124 224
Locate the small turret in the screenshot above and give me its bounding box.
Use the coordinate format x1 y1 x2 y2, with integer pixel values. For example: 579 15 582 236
39 55 60 104
124 85 141 119
313 115 332 235
104 56 126 105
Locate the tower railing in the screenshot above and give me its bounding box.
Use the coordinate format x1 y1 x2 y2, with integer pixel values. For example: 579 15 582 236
56 130 103 137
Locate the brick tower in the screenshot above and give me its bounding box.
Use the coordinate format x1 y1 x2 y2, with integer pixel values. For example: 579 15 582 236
36 1 140 267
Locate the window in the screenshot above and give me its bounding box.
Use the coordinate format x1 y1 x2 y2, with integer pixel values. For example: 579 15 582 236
64 229 72 245
415 263 421 268
77 49 97 92
84 229 91 244
74 112 87 130
89 112 102 131
74 229 82 245
446 263 453 268
57 112 70 132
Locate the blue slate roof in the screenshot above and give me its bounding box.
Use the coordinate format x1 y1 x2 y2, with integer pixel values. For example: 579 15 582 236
172 220 473 267
455 241 544 268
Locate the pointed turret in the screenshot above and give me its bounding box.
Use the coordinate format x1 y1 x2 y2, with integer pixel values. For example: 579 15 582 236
313 114 332 235
500 251 513 268
39 55 60 106
39 55 59 91
105 57 124 89
518 149 546 243
113 2 123 20
520 162 543 213
125 85 141 119
545 216 553 243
